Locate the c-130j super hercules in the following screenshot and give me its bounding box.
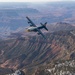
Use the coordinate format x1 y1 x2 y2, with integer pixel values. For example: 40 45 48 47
26 16 48 39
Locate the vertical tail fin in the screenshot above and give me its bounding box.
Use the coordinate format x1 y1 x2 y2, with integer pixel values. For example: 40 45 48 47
40 22 48 31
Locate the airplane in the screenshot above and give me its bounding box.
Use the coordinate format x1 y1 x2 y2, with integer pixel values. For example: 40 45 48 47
26 16 48 39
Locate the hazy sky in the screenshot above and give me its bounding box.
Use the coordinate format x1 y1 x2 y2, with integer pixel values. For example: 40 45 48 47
0 0 74 2
0 0 67 2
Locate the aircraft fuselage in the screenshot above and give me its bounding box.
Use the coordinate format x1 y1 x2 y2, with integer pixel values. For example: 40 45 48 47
27 25 44 32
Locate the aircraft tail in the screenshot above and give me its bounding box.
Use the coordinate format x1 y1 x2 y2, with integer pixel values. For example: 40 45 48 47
40 22 48 31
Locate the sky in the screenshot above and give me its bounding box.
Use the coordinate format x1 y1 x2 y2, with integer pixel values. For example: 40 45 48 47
0 0 66 2
0 0 74 2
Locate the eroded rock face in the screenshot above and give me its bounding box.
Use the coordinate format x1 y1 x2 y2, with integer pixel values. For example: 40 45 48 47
33 60 75 75
0 30 75 70
8 70 25 75
34 69 50 75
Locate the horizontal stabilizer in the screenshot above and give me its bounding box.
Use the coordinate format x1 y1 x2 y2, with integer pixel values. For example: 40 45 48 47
40 22 48 31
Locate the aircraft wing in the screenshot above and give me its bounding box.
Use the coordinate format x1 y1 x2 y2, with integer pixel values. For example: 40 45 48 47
26 16 36 27
37 29 46 39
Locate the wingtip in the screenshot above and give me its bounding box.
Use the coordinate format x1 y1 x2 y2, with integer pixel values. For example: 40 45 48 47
26 16 28 18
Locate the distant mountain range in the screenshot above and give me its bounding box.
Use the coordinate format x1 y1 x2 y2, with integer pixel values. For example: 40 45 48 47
5 22 75 39
0 2 75 39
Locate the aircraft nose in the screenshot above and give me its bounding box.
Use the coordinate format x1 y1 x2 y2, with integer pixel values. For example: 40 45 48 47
26 29 30 32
